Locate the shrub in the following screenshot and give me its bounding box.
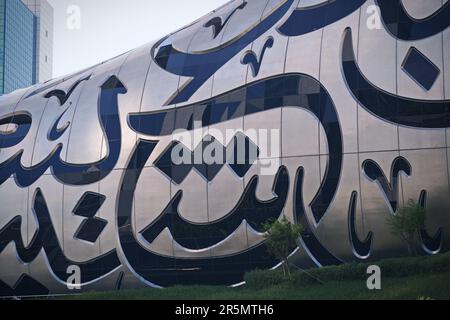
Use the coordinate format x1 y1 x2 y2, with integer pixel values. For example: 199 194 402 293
262 217 303 276
244 252 450 289
386 200 426 256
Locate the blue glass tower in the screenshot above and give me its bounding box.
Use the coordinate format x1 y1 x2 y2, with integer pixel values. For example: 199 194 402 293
0 0 36 94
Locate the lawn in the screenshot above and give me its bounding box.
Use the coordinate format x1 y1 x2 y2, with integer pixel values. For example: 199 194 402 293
65 252 450 300
67 272 450 300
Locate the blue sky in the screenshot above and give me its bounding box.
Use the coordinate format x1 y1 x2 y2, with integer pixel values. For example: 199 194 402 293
47 0 228 78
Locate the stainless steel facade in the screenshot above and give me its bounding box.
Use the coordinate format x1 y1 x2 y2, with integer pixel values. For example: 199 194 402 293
0 0 449 296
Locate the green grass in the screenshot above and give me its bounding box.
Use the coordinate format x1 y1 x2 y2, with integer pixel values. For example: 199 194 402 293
63 253 450 300
66 272 450 300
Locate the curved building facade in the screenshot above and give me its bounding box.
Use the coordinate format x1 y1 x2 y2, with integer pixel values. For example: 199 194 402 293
1 0 450 296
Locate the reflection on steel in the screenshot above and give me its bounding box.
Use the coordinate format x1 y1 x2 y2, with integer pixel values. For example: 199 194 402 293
140 166 288 251
342 28 450 128
242 37 274 77
418 190 444 255
47 107 71 141
376 0 450 41
204 0 248 39
362 157 412 213
348 191 373 260
293 167 342 267
0 76 126 187
0 0 449 296
0 189 121 286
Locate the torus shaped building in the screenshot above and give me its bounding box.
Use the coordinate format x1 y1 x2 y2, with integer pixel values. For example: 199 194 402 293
1 0 450 296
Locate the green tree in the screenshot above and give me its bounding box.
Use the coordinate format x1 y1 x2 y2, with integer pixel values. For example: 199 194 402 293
386 200 426 256
263 217 303 277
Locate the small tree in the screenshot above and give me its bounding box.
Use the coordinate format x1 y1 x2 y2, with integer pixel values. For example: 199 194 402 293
386 199 426 256
263 217 303 277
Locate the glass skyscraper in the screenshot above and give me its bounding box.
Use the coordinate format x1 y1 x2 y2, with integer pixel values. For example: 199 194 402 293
22 0 54 86
0 0 53 95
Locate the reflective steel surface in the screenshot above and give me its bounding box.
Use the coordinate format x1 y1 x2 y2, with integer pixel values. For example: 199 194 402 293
1 0 450 296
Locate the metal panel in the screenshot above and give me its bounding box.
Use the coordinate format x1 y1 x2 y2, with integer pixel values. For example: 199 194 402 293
401 0 445 19
140 61 184 111
65 53 130 165
208 116 245 222
208 165 245 222
187 78 214 105
0 243 30 290
397 34 444 100
281 156 322 222
281 156 327 268
297 0 327 7
0 178 28 242
0 87 32 129
0 89 47 165
142 33 192 110
397 0 446 150
187 1 243 53
244 13 289 82
357 0 399 152
316 154 361 261
113 43 154 169
27 251 67 295
446 24 450 100
358 0 398 93
134 166 172 252
319 7 360 154
63 184 101 262
29 175 64 250
244 160 281 207
217 0 269 47
60 54 130 265
31 71 90 166
284 27 322 80
359 151 405 259
282 107 320 157
173 170 209 224
98 169 123 254
399 127 446 150
209 221 250 258
145 229 176 258
211 0 269 97
27 175 65 293
400 148 450 251
244 108 281 162
0 178 29 286
358 108 399 153
444 24 450 143
211 45 252 97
